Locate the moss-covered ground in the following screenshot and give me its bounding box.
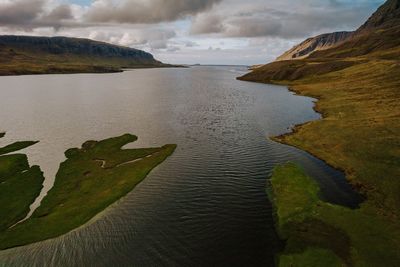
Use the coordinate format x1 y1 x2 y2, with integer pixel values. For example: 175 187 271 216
240 42 400 266
269 163 400 267
0 133 44 232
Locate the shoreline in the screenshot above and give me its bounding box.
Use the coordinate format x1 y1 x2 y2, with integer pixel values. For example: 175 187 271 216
0 64 186 77
270 85 368 198
238 76 370 204
238 57 400 265
238 77 365 198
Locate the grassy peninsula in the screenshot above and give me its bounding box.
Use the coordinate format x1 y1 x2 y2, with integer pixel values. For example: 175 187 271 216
239 0 400 265
0 133 176 249
0 133 44 232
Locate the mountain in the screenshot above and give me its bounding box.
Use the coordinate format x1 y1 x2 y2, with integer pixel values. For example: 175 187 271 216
239 1 400 266
275 0 400 62
276 31 352 61
0 35 167 75
239 0 400 82
357 0 400 32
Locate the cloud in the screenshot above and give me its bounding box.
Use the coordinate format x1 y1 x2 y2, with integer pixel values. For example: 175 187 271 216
44 4 73 21
0 0 46 28
0 0 384 65
86 0 222 24
223 17 282 38
0 0 82 30
86 27 176 50
190 0 382 39
191 14 224 34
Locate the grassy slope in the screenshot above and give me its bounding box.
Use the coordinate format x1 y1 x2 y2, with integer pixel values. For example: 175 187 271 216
239 20 400 266
269 163 400 266
0 134 176 249
0 45 173 76
240 50 400 216
0 134 44 232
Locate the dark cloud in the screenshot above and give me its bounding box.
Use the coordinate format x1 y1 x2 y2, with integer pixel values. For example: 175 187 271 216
0 0 79 30
224 17 282 38
45 5 74 21
191 14 225 34
0 0 46 27
190 1 383 39
87 0 223 24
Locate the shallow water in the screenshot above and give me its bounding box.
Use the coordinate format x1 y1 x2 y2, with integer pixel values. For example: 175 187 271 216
0 66 359 266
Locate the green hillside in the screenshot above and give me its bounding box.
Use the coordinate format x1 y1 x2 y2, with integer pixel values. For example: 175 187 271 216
239 0 400 265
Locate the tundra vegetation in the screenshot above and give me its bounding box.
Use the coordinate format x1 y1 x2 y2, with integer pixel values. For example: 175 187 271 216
240 0 400 265
0 133 176 250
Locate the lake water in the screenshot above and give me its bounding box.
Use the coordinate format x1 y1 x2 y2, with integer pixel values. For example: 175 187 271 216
0 66 359 266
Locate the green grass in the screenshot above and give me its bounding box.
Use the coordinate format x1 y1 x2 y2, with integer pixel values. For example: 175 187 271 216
239 32 400 265
0 135 44 232
0 133 176 249
270 163 400 267
279 248 343 267
264 58 400 216
0 141 38 156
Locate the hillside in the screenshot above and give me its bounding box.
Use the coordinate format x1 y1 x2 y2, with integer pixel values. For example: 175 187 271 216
239 0 400 265
274 0 400 62
0 35 167 75
276 31 352 61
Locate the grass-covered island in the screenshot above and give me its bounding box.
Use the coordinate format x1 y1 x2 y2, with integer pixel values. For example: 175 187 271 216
269 163 400 266
0 133 44 233
0 133 176 250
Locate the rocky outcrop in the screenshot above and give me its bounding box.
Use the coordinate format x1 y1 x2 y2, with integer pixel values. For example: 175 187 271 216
276 31 353 61
0 35 160 65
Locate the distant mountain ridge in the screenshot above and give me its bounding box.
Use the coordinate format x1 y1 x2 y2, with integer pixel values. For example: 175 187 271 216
0 35 167 75
0 35 156 62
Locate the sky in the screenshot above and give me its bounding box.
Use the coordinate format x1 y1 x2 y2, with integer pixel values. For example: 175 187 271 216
0 0 384 65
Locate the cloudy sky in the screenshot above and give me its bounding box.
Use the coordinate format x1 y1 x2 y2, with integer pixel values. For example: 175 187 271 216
0 0 384 65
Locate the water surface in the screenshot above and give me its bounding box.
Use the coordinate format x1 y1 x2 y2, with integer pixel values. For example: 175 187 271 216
0 66 358 266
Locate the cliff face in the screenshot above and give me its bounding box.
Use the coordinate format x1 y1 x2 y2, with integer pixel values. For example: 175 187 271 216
0 35 166 75
276 31 353 61
0 35 158 64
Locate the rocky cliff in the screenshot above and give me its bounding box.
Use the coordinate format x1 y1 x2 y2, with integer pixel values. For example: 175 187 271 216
276 31 353 61
0 35 159 64
0 35 166 75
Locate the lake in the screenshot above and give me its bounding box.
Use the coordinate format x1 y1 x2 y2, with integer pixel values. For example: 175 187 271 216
0 66 359 266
